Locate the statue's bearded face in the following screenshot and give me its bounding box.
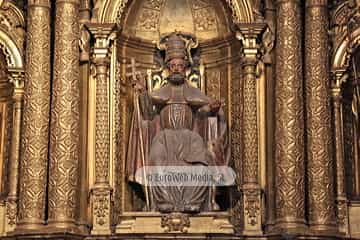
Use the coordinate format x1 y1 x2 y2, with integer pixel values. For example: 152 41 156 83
167 58 186 84
168 58 186 74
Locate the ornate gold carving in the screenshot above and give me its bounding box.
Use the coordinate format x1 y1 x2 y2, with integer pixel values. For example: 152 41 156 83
87 23 116 235
27 0 50 6
225 0 252 23
112 60 124 224
87 24 116 184
336 197 349 234
0 3 25 53
330 1 359 69
143 0 164 10
48 0 80 230
242 61 259 184
206 70 221 100
91 186 113 234
230 57 243 233
305 0 336 231
17 1 51 230
80 0 91 18
305 0 328 7
237 23 265 235
94 56 111 183
193 7 217 31
192 0 209 9
274 0 306 231
161 213 190 233
115 0 130 25
136 9 160 31
100 0 251 25
331 70 350 235
122 0 231 42
93 188 111 226
6 200 16 226
243 185 261 227
5 68 24 232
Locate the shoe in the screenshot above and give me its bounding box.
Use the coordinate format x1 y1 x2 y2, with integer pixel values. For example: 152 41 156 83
183 204 200 213
158 203 174 213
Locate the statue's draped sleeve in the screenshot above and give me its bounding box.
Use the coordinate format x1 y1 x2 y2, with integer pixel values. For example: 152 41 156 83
184 84 229 167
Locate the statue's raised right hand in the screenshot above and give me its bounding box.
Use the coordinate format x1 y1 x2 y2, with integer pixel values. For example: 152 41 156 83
131 79 146 93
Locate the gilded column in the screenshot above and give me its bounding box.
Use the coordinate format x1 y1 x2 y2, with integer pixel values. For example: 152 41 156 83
274 0 306 232
332 69 349 235
17 0 51 231
237 23 265 235
78 0 91 231
5 69 24 232
264 1 276 231
48 0 80 231
305 0 337 233
87 23 116 235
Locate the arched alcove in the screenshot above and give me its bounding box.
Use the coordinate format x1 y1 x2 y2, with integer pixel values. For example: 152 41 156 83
95 0 255 24
110 0 244 218
121 0 232 41
341 47 360 200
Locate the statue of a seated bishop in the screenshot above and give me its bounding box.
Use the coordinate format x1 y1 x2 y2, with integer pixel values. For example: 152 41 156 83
126 32 229 213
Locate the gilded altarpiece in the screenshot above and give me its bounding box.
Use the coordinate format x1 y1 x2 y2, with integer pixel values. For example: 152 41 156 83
0 0 360 239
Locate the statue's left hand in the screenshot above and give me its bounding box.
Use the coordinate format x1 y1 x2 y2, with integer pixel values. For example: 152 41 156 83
209 100 222 113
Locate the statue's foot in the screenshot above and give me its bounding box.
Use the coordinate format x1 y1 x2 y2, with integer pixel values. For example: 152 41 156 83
158 203 174 213
183 204 200 213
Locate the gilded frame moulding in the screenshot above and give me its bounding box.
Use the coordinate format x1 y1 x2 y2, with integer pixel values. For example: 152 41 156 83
0 30 23 68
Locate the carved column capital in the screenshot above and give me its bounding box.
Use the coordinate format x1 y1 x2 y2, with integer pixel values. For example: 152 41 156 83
332 68 349 89
275 0 301 5
87 23 117 61
8 68 24 102
27 0 50 7
305 0 328 7
236 23 266 62
56 0 80 4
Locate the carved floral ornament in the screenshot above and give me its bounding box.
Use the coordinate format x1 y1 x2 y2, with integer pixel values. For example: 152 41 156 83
331 0 360 71
0 0 24 69
93 0 255 24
